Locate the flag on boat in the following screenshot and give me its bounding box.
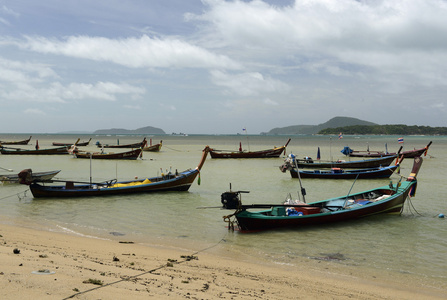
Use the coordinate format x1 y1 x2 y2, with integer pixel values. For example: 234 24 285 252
398 137 404 144
338 133 343 139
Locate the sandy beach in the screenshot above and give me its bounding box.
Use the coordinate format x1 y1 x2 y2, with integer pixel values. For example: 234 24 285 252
0 223 444 300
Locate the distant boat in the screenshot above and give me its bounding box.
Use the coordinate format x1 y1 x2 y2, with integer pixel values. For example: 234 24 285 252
220 156 423 231
210 139 291 158
71 147 143 160
53 138 92 147
288 165 400 179
0 136 32 145
143 140 162 152
1 169 60 184
341 141 432 158
280 154 399 171
96 138 147 149
0 146 68 155
24 146 211 198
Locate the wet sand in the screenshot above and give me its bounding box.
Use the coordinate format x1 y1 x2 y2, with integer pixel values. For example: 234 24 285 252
0 224 444 299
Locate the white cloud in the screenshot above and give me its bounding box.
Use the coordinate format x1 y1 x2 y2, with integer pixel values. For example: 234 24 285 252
263 98 278 106
160 103 176 111
210 70 289 96
63 82 145 101
20 35 241 70
24 108 45 115
0 58 145 103
0 5 19 26
0 80 145 103
1 5 20 18
123 104 141 110
430 102 445 109
196 0 447 88
0 58 58 83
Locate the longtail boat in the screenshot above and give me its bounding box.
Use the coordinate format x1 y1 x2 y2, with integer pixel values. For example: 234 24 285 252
0 136 32 145
210 139 291 158
280 154 398 171
53 138 91 147
143 140 162 152
288 164 400 179
0 146 68 155
24 146 210 198
341 141 431 158
221 156 422 231
96 138 147 149
0 169 60 184
71 148 143 160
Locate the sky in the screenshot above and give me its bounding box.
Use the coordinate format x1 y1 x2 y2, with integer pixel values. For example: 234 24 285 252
0 0 446 134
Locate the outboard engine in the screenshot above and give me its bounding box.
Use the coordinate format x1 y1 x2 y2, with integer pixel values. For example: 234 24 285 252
221 191 241 209
279 154 295 172
303 156 313 163
18 169 33 185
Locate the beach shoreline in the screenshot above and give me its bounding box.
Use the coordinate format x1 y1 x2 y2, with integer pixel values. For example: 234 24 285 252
1 223 445 300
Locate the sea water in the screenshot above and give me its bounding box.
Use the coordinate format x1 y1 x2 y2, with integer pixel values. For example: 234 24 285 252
0 134 446 289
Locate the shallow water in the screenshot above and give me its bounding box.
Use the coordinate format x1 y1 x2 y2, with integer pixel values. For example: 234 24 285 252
1 134 446 288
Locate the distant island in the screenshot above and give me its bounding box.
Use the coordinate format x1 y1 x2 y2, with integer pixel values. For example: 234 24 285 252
264 117 376 135
265 116 446 135
56 117 445 135
93 126 165 135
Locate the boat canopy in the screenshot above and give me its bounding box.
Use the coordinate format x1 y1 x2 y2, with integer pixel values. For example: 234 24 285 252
341 146 353 156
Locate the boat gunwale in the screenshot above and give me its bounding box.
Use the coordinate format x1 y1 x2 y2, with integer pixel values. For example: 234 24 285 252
235 181 413 221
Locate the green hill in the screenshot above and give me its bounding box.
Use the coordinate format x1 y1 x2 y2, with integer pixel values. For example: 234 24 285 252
319 124 447 135
93 126 165 135
266 117 376 135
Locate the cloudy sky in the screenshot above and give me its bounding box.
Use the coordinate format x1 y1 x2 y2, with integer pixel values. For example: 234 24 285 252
1 0 446 134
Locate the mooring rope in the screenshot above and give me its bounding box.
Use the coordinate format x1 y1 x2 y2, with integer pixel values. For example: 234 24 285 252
163 146 184 152
62 232 230 299
0 189 28 201
404 195 423 216
223 208 242 231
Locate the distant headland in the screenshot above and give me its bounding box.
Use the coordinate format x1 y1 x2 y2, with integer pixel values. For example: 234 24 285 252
263 116 446 135
55 117 445 135
93 126 165 135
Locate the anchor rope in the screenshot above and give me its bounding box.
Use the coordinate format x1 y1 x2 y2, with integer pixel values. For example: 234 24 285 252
62 231 230 299
0 189 28 201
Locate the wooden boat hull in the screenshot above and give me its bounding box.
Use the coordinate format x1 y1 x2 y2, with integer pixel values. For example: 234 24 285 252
0 170 60 184
0 136 32 145
53 138 91 147
210 139 291 158
96 138 147 149
142 143 162 152
74 148 142 160
235 182 414 231
0 146 68 155
290 165 398 179
30 170 198 198
27 146 210 198
344 142 432 158
289 155 397 169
